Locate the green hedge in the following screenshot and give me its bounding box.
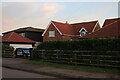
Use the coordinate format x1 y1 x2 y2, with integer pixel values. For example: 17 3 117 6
2 44 14 58
36 38 120 51
33 38 120 68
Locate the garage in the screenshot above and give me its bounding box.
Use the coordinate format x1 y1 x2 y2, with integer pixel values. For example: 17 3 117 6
2 32 36 58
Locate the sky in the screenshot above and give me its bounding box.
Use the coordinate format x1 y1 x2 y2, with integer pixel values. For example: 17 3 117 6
1 1 119 34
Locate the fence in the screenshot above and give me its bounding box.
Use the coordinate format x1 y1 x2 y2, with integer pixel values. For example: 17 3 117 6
33 50 120 69
2 49 14 58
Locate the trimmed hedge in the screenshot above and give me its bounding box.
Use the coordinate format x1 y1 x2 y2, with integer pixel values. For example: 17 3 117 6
36 38 120 51
2 44 14 58
33 38 120 68
32 38 120 68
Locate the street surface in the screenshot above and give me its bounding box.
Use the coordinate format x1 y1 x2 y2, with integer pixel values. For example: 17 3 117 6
2 67 57 78
2 58 120 80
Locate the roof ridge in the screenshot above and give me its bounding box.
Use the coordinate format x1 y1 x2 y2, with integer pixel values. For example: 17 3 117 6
6 32 14 41
105 17 120 20
3 27 44 34
52 21 69 25
71 20 98 25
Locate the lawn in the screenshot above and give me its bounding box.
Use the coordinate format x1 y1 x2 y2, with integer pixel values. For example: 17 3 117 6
24 60 120 75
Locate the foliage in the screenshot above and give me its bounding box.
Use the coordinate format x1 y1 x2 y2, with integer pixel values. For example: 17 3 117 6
32 38 120 69
2 44 14 58
2 44 14 50
36 38 120 51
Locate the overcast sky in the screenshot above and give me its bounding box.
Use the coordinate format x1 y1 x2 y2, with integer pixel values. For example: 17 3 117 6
1 1 119 34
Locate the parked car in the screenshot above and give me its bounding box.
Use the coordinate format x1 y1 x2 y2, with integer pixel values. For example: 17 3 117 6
15 48 32 58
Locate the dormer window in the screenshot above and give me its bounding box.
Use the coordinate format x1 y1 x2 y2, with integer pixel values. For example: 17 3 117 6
79 28 87 37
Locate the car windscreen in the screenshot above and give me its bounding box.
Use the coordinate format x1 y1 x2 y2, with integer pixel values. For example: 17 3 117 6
17 49 22 52
23 50 30 54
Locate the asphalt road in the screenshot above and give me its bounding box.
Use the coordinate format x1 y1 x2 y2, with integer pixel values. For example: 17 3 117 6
2 67 57 78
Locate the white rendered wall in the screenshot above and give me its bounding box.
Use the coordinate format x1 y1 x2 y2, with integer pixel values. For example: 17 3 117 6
10 44 32 49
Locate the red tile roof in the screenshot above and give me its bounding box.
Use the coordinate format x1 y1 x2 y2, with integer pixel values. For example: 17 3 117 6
102 18 119 27
2 32 36 43
51 20 98 35
71 21 98 35
52 21 74 35
81 18 120 38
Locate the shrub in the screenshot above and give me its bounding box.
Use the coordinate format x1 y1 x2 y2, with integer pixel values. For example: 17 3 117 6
2 44 14 58
33 38 120 68
36 38 120 51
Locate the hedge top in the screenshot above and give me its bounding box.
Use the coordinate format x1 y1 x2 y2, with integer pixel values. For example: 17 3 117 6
36 38 120 51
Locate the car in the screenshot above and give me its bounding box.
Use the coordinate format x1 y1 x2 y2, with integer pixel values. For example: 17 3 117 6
15 48 32 58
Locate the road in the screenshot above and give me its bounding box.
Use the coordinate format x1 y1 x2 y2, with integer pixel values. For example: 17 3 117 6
2 67 58 78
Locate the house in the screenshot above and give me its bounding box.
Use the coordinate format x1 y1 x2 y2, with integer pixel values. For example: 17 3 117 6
2 32 36 49
2 27 45 46
42 20 100 41
81 18 120 38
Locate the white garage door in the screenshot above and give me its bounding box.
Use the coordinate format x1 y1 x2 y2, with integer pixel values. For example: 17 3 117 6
10 44 33 49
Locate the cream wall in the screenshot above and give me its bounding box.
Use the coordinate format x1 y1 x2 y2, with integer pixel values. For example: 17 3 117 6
10 44 33 49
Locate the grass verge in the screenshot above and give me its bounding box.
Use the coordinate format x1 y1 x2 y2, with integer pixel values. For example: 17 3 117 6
24 60 120 75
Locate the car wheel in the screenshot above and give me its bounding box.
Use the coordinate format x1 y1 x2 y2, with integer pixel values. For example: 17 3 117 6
23 54 25 58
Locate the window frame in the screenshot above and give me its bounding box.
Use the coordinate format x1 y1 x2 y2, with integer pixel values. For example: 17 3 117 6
19 33 25 37
49 31 55 37
79 28 87 37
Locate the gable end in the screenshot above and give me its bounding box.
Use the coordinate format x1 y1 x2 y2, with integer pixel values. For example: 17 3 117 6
42 21 62 36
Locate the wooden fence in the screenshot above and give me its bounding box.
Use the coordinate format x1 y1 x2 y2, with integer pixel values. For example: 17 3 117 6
33 50 120 69
2 49 14 58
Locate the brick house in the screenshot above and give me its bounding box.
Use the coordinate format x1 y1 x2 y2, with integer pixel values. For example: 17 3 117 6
81 18 120 38
42 20 100 41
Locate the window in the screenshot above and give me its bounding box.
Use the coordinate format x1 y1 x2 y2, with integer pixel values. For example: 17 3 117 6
80 29 87 37
80 30 86 36
19 33 25 37
49 31 55 37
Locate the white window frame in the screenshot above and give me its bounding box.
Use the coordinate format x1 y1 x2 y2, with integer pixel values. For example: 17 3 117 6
79 28 87 37
49 31 55 37
80 31 86 36
19 33 25 37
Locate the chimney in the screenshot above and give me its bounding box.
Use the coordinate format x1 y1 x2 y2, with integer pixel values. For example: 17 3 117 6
66 21 68 24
